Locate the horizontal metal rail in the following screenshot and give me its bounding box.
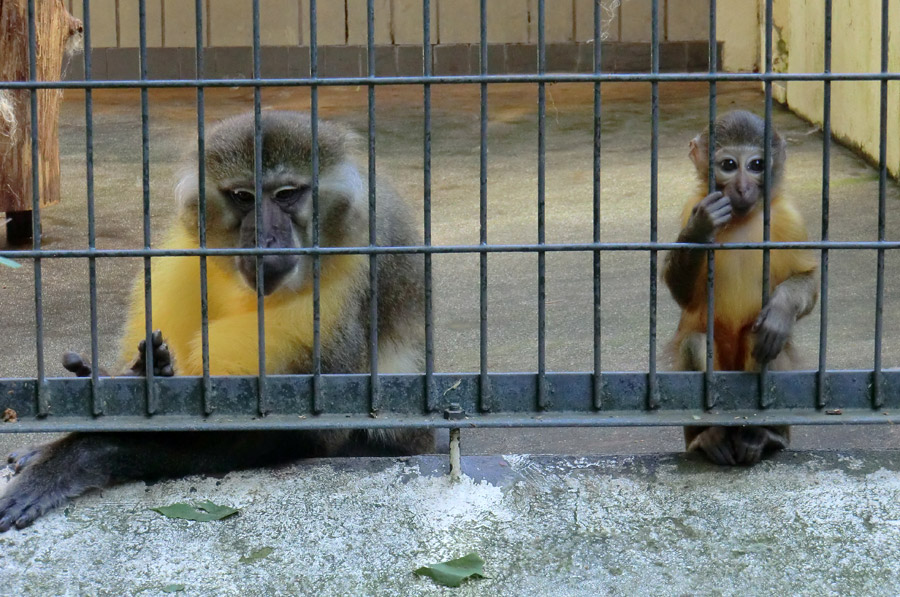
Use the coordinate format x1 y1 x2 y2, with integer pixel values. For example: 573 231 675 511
2 72 900 90
2 240 900 261
0 371 896 432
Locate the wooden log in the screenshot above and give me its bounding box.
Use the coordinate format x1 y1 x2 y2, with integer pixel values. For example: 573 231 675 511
0 0 81 242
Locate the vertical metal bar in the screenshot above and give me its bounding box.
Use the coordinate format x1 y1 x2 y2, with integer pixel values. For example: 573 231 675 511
816 0 832 410
591 0 603 410
26 0 47 416
252 0 267 415
536 0 548 410
704 0 717 409
873 0 889 408
310 0 322 414
647 0 660 410
83 0 102 415
195 0 212 414
760 0 774 409
478 0 491 412
139 0 156 415
423 0 435 412
367 0 380 414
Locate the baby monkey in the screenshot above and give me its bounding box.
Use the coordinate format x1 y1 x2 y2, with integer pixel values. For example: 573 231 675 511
663 110 818 466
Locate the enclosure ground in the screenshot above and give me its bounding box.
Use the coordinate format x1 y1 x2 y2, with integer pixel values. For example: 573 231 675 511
2 451 900 596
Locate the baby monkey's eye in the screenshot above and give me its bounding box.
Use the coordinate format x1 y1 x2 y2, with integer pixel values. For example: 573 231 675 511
747 158 765 173
719 158 738 172
227 189 255 205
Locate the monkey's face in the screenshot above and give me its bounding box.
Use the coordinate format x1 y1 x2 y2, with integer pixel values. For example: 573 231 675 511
218 173 313 296
713 147 767 216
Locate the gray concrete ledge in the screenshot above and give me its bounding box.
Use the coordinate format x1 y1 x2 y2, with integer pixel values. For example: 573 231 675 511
2 450 900 595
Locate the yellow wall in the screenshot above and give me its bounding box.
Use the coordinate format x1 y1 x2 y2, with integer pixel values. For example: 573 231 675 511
771 0 900 177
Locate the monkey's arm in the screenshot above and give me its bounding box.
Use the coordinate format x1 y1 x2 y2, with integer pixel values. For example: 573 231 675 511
752 269 818 364
663 191 732 308
0 430 341 531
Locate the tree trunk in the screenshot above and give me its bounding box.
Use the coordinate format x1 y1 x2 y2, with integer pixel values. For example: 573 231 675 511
0 0 81 225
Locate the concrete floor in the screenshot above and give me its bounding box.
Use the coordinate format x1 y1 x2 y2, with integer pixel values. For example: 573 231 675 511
3 82 900 453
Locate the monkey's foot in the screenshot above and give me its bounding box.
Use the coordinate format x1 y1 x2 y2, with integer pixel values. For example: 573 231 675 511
127 330 174 377
686 426 788 466
0 472 71 532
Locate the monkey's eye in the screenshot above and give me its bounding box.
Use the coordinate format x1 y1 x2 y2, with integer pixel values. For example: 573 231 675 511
272 185 309 205
226 189 255 206
719 158 738 172
747 158 765 173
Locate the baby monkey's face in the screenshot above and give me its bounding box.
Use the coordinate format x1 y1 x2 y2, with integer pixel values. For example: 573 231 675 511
713 145 766 216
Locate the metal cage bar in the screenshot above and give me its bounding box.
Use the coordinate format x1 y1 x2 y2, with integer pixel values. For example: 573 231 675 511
647 0 660 411
26 0 47 417
760 0 774 409
82 0 101 416
423 0 436 413
478 0 492 413
817 0 832 409
251 0 268 416
704 0 717 409
195 0 213 416
536 0 548 410
310 0 323 415
366 0 380 414
138 0 156 415
873 0 890 408
591 0 603 411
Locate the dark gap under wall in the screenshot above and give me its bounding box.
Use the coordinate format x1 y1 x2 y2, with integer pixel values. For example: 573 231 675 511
63 41 724 80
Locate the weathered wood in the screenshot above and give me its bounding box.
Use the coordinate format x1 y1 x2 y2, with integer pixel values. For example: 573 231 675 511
0 0 81 220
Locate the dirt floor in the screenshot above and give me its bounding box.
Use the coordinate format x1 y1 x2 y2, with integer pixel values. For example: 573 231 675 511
2 81 900 452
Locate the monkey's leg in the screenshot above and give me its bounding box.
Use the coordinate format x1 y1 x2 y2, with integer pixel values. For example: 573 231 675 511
684 426 789 466
0 429 352 531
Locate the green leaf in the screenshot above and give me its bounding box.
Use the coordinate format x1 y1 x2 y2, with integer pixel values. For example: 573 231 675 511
239 546 274 564
0 257 21 269
151 500 239 522
161 585 185 593
414 552 486 588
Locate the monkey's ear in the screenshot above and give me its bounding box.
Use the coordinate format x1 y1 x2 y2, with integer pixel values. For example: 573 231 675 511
688 135 706 171
174 168 200 210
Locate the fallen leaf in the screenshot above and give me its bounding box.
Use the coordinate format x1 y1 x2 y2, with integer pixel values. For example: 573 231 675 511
414 552 486 588
240 546 274 564
826 409 843 416
0 257 21 269
2 408 17 423
161 585 185 593
151 500 239 522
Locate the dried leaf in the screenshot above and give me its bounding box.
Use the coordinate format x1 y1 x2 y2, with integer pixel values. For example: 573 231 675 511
414 552 486 588
442 379 462 396
151 500 239 522
2 408 17 423
239 546 274 564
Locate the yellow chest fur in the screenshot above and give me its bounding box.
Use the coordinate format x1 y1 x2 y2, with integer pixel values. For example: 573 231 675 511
119 224 364 375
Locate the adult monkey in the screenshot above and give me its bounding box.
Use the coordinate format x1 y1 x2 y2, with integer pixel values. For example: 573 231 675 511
0 111 434 530
663 110 818 466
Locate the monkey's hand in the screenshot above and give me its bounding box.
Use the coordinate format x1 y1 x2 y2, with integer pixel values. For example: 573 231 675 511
751 302 794 364
0 437 112 531
685 191 732 242
124 330 175 377
62 352 110 377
